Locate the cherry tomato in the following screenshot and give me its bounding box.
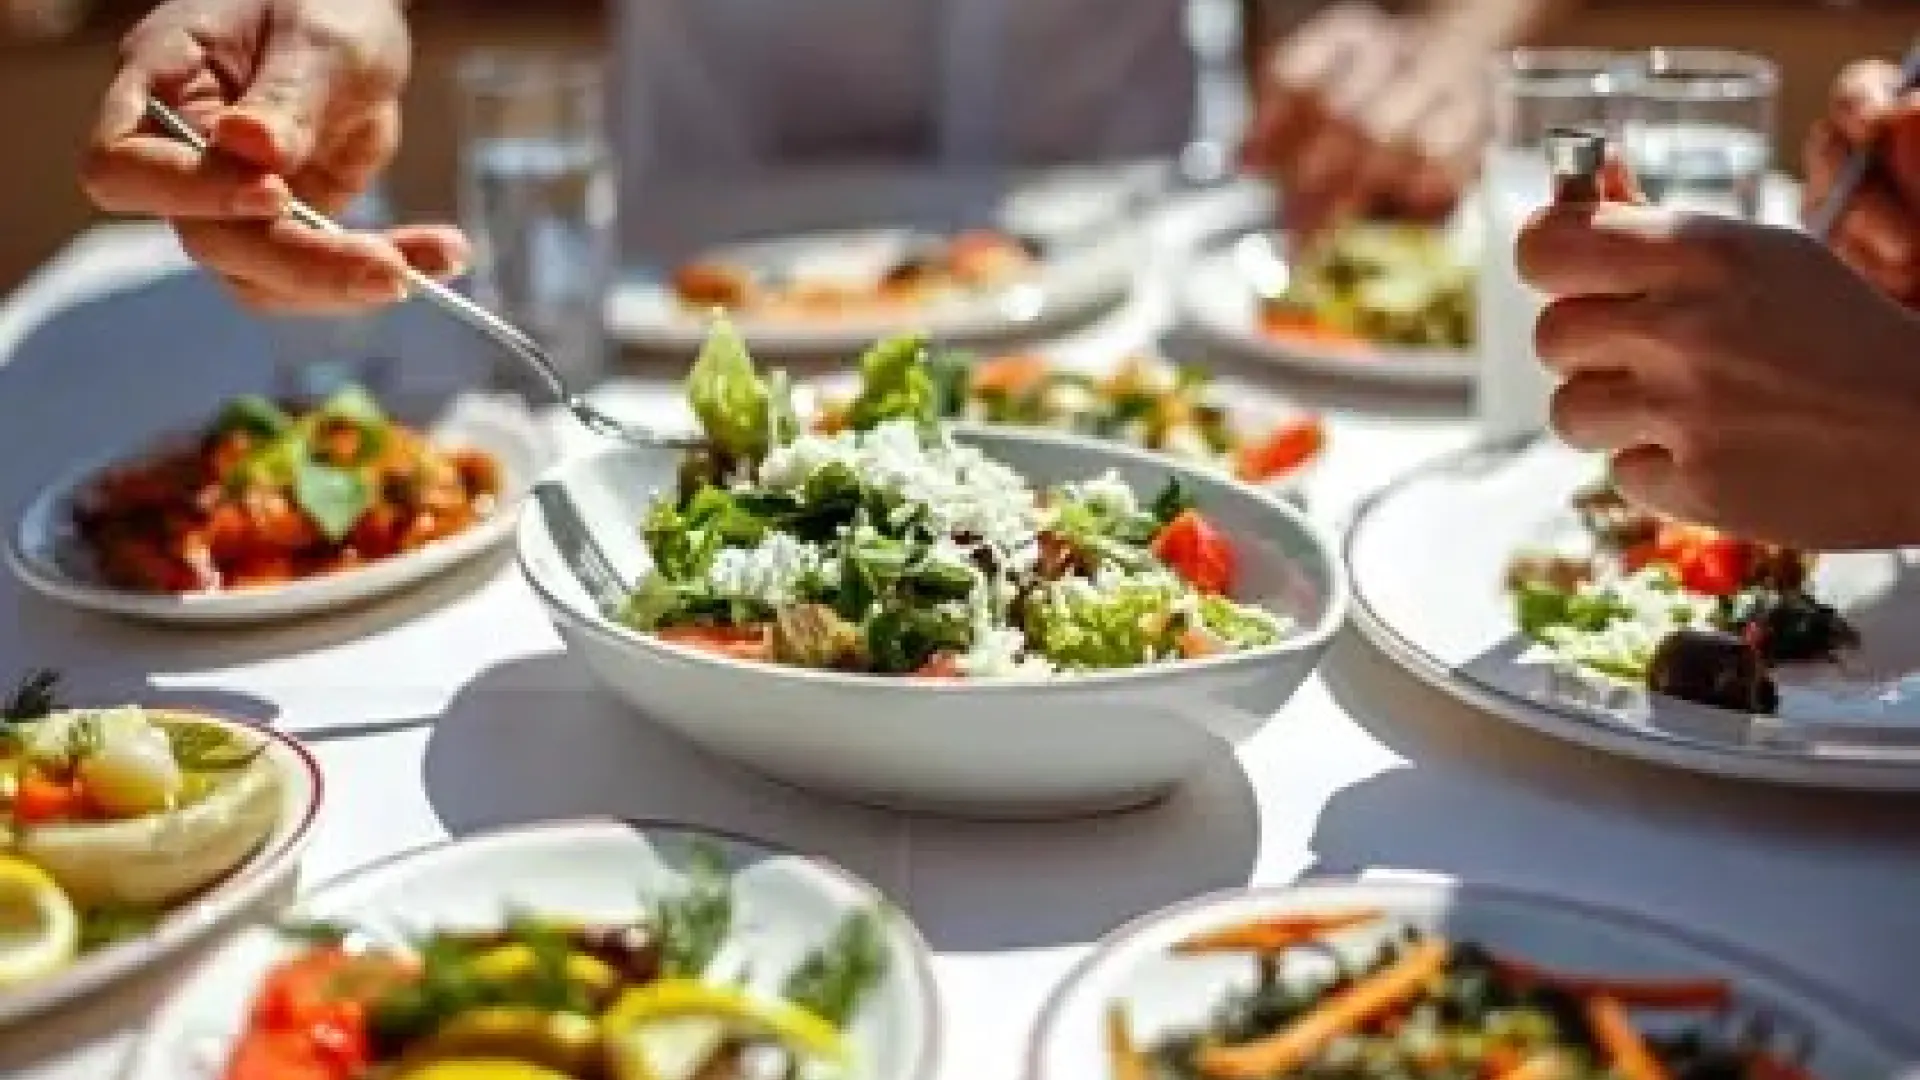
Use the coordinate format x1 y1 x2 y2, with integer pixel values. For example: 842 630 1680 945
1235 416 1325 482
13 770 87 824
1151 510 1237 595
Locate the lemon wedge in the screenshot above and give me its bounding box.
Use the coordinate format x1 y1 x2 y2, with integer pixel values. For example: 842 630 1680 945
0 855 80 987
602 978 849 1080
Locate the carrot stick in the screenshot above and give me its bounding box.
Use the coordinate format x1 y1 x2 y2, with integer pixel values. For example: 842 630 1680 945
1493 956 1732 1010
1107 1005 1153 1080
1173 909 1382 956
1197 937 1449 1079
1585 994 1673 1080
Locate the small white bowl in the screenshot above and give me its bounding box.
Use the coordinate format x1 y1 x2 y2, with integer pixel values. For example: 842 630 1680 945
1028 878 1920 1080
7 392 549 626
125 818 940 1080
0 710 322 1025
517 425 1347 819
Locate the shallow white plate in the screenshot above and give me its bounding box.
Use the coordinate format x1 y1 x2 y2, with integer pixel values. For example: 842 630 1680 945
796 365 1325 503
7 393 549 625
0 711 321 1025
1178 230 1476 388
607 226 1137 356
1347 436 1920 790
1028 878 1920 1080
125 818 939 1080
518 426 1346 818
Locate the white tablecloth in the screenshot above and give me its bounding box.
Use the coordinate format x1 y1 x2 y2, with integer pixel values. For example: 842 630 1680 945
5 193 1918 1080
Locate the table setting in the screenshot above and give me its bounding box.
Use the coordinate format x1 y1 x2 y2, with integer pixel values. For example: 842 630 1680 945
3 39 1920 1080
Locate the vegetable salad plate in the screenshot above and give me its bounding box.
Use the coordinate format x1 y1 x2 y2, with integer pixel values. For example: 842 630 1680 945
518 323 1345 818
1028 879 1920 1080
1346 436 1920 790
1179 224 1477 388
8 389 548 625
607 226 1136 355
126 818 938 1080
1 684 321 1024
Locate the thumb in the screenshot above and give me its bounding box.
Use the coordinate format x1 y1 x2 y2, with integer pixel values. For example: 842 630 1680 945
210 30 328 173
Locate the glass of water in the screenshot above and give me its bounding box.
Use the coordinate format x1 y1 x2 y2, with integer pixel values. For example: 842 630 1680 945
1621 49 1776 221
1476 49 1635 442
457 52 617 398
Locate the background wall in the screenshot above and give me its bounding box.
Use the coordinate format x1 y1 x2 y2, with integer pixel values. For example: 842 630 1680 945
0 0 1914 294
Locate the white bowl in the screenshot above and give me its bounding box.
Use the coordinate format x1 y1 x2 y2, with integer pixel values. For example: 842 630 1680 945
7 392 549 625
1028 878 1920 1080
517 425 1347 819
125 818 939 1080
0 710 321 1025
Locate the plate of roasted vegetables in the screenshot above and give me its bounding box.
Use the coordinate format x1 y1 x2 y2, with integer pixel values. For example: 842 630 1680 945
518 321 1343 816
609 226 1135 355
8 387 546 624
805 353 1325 500
1179 226 1476 387
1345 437 1920 790
0 671 320 1023
125 818 937 1080
1029 879 1919 1080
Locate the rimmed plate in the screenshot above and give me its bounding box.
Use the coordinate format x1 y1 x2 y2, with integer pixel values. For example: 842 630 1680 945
125 817 940 1080
1178 229 1476 388
1027 878 1920 1080
0 710 321 1025
607 226 1138 356
7 392 550 625
795 365 1325 503
1346 436 1920 790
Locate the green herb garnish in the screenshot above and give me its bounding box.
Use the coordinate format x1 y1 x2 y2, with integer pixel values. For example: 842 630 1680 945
292 458 373 543
783 908 889 1029
2 669 60 724
654 840 734 978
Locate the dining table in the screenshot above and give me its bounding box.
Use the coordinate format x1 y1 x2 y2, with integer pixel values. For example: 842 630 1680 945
4 178 1918 1080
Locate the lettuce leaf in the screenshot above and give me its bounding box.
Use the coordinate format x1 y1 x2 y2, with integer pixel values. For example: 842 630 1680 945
846 333 937 431
1198 595 1284 649
1024 578 1184 670
687 317 774 461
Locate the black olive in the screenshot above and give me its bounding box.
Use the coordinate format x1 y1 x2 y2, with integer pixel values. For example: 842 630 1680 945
1648 628 1780 714
1726 589 1859 664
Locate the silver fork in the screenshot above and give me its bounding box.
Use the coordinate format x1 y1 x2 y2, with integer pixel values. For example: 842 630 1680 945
1804 41 1920 242
143 98 705 451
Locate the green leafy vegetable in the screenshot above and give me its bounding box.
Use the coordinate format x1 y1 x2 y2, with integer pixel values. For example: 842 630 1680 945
783 909 890 1029
162 720 265 771
846 333 937 431
292 458 373 543
1150 478 1196 527
2 669 59 724
311 384 390 463
212 395 293 441
1198 595 1284 650
687 317 774 462
654 841 733 978
1024 577 1186 670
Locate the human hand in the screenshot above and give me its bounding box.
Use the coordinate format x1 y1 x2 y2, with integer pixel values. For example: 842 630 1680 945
81 0 467 313
1242 2 1487 239
1802 57 1920 308
1520 168 1920 550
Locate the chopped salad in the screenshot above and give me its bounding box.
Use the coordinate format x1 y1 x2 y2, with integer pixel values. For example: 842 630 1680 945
1259 223 1474 352
814 352 1325 486
620 322 1292 677
1109 907 1817 1080
1506 481 1857 713
225 846 889 1080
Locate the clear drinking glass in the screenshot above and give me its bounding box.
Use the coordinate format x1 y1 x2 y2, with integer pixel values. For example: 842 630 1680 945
1476 49 1636 443
456 53 616 398
1620 49 1776 220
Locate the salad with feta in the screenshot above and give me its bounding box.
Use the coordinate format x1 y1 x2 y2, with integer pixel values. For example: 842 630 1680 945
1507 481 1858 713
620 322 1291 677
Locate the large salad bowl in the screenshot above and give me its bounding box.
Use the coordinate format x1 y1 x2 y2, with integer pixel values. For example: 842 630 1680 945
518 424 1345 819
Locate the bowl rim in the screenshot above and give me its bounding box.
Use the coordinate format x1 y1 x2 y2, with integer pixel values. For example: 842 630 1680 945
517 421 1350 694
131 815 944 1080
1019 875 1920 1080
0 707 323 1022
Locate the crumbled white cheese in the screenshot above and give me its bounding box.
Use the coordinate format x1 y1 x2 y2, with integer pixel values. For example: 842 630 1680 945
705 533 828 607
1060 469 1139 519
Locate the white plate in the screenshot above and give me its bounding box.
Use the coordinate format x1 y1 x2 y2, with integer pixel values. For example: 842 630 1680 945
0 711 321 1025
1178 230 1476 388
125 818 939 1080
518 425 1346 818
607 227 1138 356
1346 436 1920 790
1028 878 1920 1080
7 393 550 626
796 366 1325 503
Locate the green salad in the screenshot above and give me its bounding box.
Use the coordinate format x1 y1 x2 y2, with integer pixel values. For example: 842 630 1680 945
619 322 1291 678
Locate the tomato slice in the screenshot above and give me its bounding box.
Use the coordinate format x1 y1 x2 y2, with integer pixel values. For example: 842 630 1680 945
911 652 964 679
1151 510 1237 595
1235 416 1325 482
656 625 775 662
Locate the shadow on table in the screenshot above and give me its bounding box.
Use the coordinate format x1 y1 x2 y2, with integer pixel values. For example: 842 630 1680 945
422 651 1261 953
1306 629 1920 1007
